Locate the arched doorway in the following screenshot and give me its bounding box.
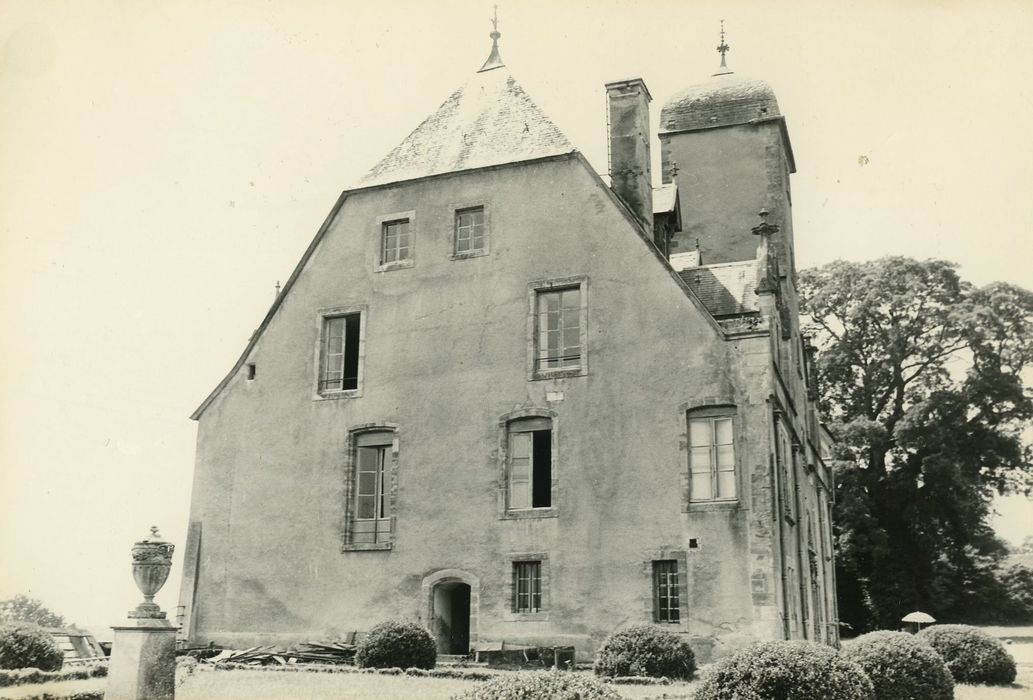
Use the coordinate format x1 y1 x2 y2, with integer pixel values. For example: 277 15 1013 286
421 569 478 656
432 581 471 654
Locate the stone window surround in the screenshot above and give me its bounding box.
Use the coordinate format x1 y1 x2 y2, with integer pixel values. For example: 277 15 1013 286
450 201 491 260
679 396 741 512
313 304 368 401
505 552 550 622
527 276 589 381
773 410 799 525
641 548 690 630
497 408 559 520
375 209 416 272
341 423 399 552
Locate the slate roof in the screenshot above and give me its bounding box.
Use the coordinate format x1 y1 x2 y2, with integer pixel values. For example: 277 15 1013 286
660 72 780 134
652 183 678 214
678 260 759 317
357 65 575 188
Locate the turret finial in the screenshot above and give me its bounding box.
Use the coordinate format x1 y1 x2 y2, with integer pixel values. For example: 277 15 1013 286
479 5 505 72
715 20 732 76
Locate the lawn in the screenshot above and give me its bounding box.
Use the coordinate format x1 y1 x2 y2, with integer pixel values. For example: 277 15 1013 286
1 640 1028 699
177 669 700 700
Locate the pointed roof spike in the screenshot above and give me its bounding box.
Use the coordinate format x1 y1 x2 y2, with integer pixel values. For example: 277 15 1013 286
479 5 505 72
714 20 733 76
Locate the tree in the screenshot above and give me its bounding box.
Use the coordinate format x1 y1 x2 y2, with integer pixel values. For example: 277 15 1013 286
799 257 1033 631
0 595 68 628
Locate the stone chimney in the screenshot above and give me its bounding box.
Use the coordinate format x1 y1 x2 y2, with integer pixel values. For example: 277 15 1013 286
606 78 653 236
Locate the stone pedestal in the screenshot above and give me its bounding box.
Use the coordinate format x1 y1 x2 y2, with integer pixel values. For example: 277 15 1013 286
106 527 178 700
106 621 177 700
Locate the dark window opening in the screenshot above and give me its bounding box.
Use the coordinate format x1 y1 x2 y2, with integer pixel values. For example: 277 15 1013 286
507 418 553 511
531 430 551 508
319 313 361 392
342 313 360 390
246 363 256 380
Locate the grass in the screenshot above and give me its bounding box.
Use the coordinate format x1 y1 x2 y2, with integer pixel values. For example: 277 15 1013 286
177 668 700 700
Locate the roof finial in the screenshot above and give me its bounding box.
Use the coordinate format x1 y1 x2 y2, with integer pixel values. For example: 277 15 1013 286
715 20 733 76
479 5 505 72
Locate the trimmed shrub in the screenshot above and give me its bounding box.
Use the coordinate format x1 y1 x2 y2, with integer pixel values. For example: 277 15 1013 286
354 620 436 670
0 663 106 688
0 624 64 671
593 624 695 680
452 670 621 700
693 640 874 700
842 631 953 700
918 624 1017 685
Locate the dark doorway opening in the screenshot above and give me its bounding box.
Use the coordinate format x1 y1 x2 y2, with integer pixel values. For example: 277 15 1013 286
432 582 471 655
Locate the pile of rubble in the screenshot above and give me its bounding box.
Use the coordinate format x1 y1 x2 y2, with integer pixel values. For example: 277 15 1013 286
181 641 357 666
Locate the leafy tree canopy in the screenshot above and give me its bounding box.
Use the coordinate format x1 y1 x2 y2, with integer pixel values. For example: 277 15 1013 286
0 595 68 629
799 257 1033 631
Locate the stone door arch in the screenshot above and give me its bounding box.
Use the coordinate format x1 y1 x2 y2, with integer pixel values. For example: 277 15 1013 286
421 569 479 655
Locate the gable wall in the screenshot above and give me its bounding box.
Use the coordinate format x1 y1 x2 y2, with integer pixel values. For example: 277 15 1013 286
182 157 780 659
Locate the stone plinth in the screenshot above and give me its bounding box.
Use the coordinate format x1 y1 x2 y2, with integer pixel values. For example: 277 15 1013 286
105 620 177 700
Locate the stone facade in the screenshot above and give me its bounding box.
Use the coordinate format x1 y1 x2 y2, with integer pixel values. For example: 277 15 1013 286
177 42 838 663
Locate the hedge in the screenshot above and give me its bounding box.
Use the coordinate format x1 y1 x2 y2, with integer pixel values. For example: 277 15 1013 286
918 625 1017 685
593 625 695 680
354 620 436 670
694 640 874 700
842 631 953 700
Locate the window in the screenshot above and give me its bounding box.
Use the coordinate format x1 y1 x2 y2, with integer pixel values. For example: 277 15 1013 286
776 422 797 521
688 411 736 501
349 431 394 546
454 206 486 256
507 418 552 510
318 313 361 394
512 561 542 613
381 218 411 265
535 287 581 371
653 560 680 623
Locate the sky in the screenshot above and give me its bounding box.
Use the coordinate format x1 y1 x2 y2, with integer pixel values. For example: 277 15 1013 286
1 0 1032 632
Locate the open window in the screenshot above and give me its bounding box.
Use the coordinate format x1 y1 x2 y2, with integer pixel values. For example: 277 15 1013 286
507 417 552 510
319 313 361 394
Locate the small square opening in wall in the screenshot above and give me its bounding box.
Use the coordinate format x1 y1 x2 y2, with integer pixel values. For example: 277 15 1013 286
688 538 699 549
246 363 256 380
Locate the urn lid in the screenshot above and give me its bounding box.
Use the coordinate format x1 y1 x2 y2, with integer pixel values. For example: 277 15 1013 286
131 526 174 562
135 525 170 545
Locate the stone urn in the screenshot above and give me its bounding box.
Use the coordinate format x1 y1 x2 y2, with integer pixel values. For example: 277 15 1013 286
128 526 175 619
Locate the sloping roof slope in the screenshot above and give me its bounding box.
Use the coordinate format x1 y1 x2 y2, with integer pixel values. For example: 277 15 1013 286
357 66 575 188
652 183 678 214
678 261 758 316
660 72 780 134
